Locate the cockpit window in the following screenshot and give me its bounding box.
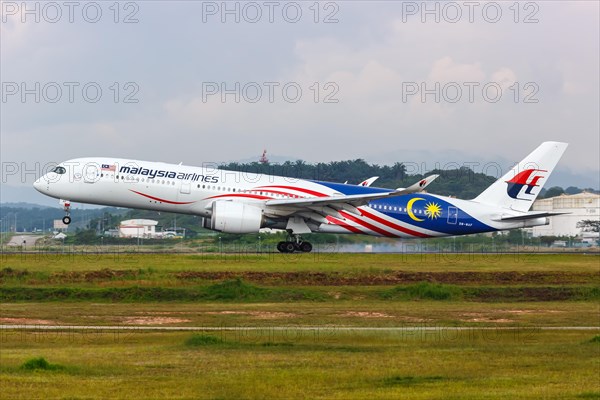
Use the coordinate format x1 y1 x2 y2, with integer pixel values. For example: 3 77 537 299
52 166 66 174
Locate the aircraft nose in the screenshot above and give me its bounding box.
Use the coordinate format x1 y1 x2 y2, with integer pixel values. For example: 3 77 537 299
33 177 45 192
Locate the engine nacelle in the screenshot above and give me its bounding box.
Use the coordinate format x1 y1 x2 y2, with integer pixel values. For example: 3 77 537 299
205 201 264 233
521 217 549 228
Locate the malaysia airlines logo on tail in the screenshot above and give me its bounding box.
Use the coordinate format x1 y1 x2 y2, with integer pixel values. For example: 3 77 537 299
505 168 547 200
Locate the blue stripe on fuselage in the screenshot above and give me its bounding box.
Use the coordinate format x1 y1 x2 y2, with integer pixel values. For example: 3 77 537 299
311 180 390 195
314 181 495 235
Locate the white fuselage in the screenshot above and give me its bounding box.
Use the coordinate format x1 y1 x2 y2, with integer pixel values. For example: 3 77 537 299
34 157 549 238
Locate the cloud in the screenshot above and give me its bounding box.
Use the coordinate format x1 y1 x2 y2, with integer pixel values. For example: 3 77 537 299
428 57 486 82
1 2 598 188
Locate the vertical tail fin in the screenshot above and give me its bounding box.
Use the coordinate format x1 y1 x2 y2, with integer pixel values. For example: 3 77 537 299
474 142 568 212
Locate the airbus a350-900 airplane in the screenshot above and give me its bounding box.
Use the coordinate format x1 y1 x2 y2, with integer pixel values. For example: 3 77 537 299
34 142 568 253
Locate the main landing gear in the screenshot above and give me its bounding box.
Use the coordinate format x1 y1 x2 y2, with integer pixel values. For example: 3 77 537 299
277 235 313 253
61 200 71 225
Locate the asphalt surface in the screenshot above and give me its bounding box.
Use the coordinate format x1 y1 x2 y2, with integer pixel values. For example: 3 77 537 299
5 235 43 247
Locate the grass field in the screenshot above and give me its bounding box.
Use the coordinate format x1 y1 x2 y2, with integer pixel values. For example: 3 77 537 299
1 253 599 398
2 252 599 273
1 330 599 399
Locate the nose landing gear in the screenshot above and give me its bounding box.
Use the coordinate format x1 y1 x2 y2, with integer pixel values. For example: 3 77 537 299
60 200 71 225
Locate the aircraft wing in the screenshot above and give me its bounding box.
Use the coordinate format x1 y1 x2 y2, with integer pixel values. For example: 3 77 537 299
265 175 439 209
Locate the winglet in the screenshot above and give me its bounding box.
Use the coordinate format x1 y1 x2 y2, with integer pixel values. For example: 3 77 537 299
402 174 439 194
358 176 379 187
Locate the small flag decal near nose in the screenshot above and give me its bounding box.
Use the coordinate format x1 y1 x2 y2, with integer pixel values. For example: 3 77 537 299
101 164 116 172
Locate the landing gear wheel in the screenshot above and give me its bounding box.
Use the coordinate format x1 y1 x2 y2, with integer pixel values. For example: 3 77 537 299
277 241 287 253
299 242 313 253
283 242 296 253
62 216 71 225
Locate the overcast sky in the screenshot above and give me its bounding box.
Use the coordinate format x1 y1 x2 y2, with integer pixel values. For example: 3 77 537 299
1 1 599 200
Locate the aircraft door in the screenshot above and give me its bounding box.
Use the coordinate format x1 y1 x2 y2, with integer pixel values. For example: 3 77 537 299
83 163 100 183
180 182 191 195
447 206 458 224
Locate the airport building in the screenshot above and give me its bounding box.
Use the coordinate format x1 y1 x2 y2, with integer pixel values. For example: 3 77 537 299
529 192 600 239
119 219 159 238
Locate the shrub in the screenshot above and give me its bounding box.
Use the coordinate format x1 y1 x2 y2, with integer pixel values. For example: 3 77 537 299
20 357 64 371
185 334 224 346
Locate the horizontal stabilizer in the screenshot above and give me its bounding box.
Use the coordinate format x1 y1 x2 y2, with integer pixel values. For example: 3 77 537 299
493 211 570 222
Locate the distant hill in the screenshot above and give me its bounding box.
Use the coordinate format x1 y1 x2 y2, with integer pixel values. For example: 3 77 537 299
1 202 57 209
0 204 127 232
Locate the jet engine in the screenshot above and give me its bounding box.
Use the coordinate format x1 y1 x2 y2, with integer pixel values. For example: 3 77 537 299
203 201 265 233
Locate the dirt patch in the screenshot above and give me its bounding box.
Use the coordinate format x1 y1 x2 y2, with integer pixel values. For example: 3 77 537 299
49 269 141 283
204 311 296 319
132 311 191 315
466 318 513 323
248 311 296 319
0 317 56 325
498 309 565 314
174 270 598 286
205 311 251 315
120 317 191 325
459 312 513 323
342 311 394 318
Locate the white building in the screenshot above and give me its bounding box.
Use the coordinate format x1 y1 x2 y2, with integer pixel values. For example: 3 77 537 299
119 219 159 238
529 192 600 238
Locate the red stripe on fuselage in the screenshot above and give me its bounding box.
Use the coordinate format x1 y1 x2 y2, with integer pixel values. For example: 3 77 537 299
204 193 273 200
339 211 398 237
359 208 431 238
256 185 328 198
257 189 303 198
326 215 363 234
130 190 196 205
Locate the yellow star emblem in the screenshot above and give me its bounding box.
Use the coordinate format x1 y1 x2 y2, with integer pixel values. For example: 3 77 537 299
424 202 442 219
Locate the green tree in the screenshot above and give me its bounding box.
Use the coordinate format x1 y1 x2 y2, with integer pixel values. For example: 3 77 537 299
565 186 582 195
577 220 600 232
72 229 98 244
543 186 564 198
